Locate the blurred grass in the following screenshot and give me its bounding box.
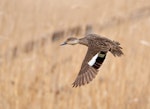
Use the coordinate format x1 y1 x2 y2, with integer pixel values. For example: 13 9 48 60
0 0 150 109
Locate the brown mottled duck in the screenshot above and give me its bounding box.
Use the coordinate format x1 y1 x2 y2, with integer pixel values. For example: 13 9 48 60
61 34 123 87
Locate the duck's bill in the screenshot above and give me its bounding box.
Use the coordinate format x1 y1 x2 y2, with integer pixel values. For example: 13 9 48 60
60 42 67 46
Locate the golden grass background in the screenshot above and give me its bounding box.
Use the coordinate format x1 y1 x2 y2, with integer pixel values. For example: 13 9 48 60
0 0 150 109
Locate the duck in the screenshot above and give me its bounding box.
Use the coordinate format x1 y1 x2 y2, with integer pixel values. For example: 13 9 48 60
61 34 123 87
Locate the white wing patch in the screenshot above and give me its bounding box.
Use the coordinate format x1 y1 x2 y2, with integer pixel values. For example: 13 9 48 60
88 53 99 66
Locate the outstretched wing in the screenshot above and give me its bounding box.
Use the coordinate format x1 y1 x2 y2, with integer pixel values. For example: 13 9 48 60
72 48 107 87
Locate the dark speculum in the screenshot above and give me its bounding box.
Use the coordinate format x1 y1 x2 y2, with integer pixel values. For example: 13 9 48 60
92 51 107 69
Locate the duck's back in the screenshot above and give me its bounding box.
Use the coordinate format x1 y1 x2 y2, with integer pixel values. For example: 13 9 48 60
86 34 112 52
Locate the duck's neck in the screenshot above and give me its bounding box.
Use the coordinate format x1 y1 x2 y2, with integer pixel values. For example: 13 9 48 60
79 38 88 46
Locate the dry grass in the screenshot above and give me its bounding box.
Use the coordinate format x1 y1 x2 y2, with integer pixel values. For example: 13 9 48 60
0 0 150 109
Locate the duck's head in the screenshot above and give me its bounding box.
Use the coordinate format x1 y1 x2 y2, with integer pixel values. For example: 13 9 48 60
60 37 79 46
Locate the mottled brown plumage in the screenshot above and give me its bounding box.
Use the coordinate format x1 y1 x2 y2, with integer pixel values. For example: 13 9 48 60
61 34 123 87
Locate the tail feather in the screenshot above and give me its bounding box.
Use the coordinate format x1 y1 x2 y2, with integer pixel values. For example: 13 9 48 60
110 41 124 57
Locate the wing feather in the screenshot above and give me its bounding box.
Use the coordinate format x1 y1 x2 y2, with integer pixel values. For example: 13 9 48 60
72 64 98 87
72 48 107 87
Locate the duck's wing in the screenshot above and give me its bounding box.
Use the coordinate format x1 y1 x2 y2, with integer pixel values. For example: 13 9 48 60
72 48 107 87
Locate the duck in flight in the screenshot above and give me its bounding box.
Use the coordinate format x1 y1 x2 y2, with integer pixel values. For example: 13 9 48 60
61 34 123 87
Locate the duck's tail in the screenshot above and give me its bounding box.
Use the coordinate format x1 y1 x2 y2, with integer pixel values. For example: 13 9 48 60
109 41 124 57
